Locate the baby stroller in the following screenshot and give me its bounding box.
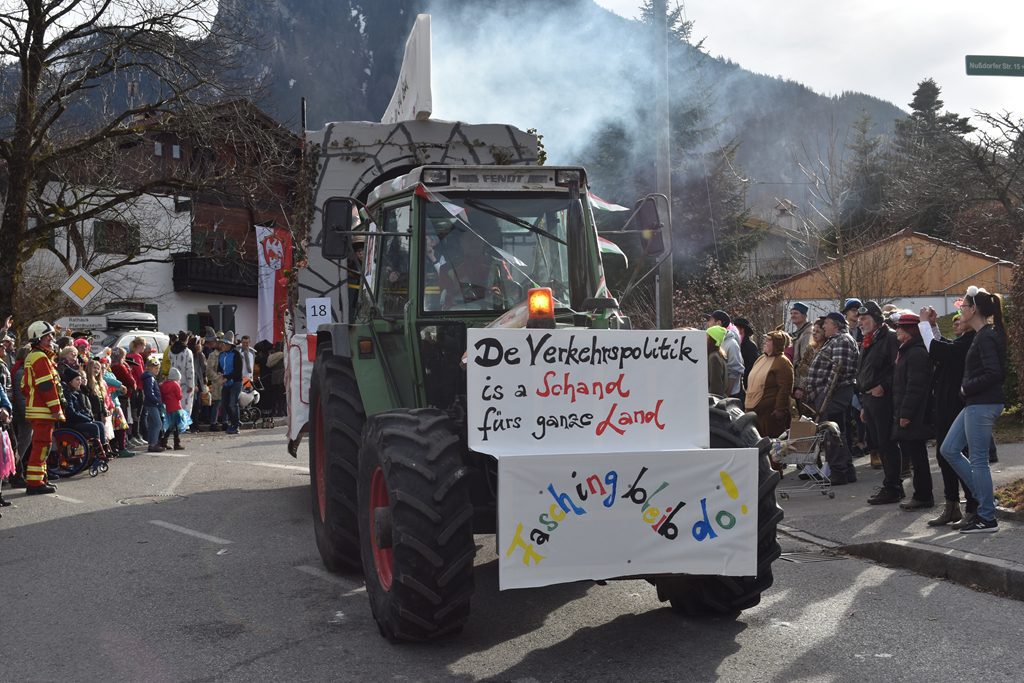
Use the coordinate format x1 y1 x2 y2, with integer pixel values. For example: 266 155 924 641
238 378 262 429
239 377 276 429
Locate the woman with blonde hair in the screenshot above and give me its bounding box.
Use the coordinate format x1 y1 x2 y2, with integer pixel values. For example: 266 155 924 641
745 330 794 437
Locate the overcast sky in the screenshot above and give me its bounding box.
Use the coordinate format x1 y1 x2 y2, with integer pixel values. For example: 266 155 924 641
594 0 1024 123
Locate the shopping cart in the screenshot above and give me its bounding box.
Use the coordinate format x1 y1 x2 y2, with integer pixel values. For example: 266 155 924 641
771 418 840 500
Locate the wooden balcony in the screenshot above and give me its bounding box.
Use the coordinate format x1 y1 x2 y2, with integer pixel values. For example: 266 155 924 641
171 253 257 298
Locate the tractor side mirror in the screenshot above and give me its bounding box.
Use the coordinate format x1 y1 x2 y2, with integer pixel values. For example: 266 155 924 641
625 195 665 257
322 197 357 259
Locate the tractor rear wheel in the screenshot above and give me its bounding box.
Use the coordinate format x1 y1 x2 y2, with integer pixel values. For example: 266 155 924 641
309 348 365 573
358 408 476 642
655 396 784 615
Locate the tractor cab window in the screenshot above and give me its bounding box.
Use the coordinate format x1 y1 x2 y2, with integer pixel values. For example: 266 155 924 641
377 204 412 316
421 194 572 313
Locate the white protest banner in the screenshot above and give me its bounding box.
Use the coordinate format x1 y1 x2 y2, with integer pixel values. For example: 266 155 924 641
305 297 332 333
498 448 758 589
466 328 709 455
381 14 432 123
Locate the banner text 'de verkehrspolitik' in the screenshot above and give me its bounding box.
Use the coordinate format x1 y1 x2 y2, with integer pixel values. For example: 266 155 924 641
467 329 710 455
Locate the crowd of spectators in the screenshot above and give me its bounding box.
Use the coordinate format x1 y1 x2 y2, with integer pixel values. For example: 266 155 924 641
702 285 1007 534
0 316 287 518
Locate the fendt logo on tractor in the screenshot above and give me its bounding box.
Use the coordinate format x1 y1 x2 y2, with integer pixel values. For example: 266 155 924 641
280 14 782 643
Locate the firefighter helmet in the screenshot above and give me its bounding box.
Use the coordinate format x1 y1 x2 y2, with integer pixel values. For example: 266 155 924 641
27 320 56 344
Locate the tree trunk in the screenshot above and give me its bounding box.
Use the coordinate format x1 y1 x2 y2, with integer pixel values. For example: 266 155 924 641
0 165 31 324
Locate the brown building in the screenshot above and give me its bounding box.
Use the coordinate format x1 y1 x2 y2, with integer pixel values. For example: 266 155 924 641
775 229 1015 318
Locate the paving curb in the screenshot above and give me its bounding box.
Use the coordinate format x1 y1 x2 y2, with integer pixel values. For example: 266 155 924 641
996 505 1024 522
842 539 1024 602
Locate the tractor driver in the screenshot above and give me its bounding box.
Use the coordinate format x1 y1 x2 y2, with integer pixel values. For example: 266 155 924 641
425 220 516 311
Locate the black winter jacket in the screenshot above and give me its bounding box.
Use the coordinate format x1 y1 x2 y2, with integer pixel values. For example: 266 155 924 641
892 338 932 441
927 329 975 428
961 325 1006 405
62 385 95 424
857 325 898 396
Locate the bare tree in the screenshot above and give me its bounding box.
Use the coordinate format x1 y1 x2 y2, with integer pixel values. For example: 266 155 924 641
789 119 908 304
949 111 1024 256
0 0 279 323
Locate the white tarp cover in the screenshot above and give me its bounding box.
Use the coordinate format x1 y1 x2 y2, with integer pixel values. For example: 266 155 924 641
497 448 758 589
285 333 314 442
381 14 432 123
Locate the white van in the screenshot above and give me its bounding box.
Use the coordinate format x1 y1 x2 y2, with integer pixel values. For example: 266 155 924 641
97 329 171 354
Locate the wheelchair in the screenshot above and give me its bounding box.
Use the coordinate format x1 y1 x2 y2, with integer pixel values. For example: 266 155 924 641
48 428 110 479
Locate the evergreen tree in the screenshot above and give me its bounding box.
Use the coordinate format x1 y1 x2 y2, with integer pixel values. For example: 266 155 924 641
885 78 975 237
841 112 887 238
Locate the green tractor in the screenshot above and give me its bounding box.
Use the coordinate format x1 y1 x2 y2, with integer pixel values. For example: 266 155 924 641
307 165 782 641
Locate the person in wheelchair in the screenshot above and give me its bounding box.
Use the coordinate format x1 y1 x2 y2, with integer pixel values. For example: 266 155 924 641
59 366 112 458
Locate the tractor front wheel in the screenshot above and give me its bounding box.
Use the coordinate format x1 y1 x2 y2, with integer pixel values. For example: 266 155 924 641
358 408 476 642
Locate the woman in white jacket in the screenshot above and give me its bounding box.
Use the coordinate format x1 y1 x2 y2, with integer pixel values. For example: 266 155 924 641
167 332 196 416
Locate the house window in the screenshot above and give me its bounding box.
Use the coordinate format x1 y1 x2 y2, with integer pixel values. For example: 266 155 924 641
172 144 181 160
154 141 163 157
94 220 140 255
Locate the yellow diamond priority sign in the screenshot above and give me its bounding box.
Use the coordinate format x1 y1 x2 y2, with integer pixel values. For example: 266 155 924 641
60 268 102 308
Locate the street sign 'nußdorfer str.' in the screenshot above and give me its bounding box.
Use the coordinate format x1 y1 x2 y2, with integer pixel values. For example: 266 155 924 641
966 55 1024 77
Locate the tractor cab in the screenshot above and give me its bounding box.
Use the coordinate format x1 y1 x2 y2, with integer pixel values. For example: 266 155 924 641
326 165 624 417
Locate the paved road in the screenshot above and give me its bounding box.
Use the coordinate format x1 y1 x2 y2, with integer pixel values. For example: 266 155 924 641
2 428 1022 682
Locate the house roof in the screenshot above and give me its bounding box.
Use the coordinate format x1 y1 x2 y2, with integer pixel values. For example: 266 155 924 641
775 228 1015 287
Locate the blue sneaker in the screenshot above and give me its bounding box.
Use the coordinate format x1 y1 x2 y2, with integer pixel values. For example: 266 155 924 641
226 427 238 435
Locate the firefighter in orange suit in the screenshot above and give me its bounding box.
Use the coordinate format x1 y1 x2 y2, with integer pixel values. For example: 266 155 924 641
21 321 64 494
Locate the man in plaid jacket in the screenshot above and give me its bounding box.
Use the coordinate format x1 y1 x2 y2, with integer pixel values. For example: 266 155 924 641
804 312 860 484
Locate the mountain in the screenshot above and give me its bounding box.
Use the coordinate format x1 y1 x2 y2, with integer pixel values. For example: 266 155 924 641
215 0 905 214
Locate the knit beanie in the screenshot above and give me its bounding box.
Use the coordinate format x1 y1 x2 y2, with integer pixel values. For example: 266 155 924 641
707 325 727 347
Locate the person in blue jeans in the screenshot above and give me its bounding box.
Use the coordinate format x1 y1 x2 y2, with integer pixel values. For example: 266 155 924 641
217 332 242 434
141 356 165 452
939 286 1007 533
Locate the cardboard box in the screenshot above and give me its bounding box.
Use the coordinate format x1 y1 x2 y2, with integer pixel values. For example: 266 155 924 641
787 420 818 453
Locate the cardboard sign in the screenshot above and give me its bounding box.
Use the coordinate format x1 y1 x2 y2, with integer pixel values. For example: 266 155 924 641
466 328 709 455
498 448 758 589
305 297 332 333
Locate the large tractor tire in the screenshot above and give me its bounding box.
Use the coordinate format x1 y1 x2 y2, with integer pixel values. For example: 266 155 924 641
655 396 784 615
358 408 476 642
309 348 365 573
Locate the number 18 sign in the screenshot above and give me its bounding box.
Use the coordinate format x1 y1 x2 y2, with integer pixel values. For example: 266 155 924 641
305 297 333 333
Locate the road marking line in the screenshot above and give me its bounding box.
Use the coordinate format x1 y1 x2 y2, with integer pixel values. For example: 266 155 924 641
149 520 233 545
163 462 194 496
149 452 190 457
230 460 309 473
295 565 366 594
56 494 83 504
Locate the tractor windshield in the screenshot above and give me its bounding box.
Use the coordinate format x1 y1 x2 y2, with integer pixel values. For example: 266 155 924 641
421 193 574 313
